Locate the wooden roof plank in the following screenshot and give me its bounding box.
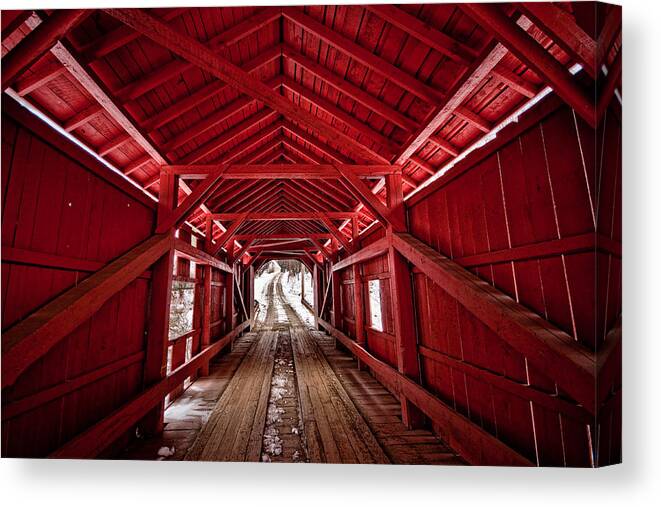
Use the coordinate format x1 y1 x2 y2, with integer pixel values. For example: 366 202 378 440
282 7 445 105
282 45 418 132
104 8 386 164
519 2 597 79
365 4 477 66
461 4 595 127
2 9 91 90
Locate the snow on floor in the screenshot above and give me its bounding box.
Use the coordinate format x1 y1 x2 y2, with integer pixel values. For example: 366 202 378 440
281 270 315 327
254 262 315 327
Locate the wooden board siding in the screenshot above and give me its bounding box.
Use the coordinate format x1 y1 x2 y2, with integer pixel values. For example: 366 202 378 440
1 104 155 457
326 96 620 467
405 100 621 466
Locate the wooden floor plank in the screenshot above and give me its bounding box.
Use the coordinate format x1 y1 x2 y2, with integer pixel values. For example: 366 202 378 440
120 270 466 465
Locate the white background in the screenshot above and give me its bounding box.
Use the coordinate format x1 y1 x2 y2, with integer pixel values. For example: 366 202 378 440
1 1 659 505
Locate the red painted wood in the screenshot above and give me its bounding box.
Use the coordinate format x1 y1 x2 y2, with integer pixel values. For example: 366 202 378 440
461 4 595 127
104 8 387 165
2 107 156 457
1 5 619 465
519 3 597 78
140 171 177 435
392 232 595 413
49 321 250 459
1 10 91 90
385 174 425 428
318 318 532 466
282 8 444 106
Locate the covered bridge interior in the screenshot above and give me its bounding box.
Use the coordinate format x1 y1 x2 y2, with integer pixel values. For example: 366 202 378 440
1 3 621 466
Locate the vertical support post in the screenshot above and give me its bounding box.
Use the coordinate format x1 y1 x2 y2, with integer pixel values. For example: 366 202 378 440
301 266 305 305
351 216 367 370
225 242 236 342
329 238 342 348
141 169 177 436
248 265 255 324
385 173 425 429
200 218 213 376
313 263 320 329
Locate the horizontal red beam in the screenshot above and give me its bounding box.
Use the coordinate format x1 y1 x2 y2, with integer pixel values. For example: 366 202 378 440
391 232 596 414
234 233 332 241
210 212 357 221
2 233 172 388
166 164 401 179
332 237 389 272
50 321 250 458
174 239 232 273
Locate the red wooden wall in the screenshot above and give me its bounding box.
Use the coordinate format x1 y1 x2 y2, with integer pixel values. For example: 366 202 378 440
335 95 621 467
1 101 156 457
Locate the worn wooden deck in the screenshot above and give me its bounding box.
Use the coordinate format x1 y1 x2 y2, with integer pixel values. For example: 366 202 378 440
121 273 464 465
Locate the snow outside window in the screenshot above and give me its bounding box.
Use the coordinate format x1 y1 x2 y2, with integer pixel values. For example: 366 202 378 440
169 281 195 340
368 279 384 332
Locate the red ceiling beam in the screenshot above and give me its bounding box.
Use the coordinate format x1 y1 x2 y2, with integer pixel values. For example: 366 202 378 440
490 67 538 99
104 8 388 164
162 95 258 155
80 7 187 60
41 36 167 165
178 109 279 165
2 9 92 90
232 239 255 264
393 18 528 164
596 48 621 123
239 141 283 165
14 59 67 96
335 165 405 232
97 133 131 157
454 105 494 133
281 181 332 212
207 179 263 212
304 179 356 208
114 8 281 103
281 137 327 164
210 212 356 221
460 4 595 127
319 214 354 253
282 7 444 105
62 104 104 132
309 237 333 261
156 166 227 233
1 11 33 42
519 3 597 79
281 45 418 133
427 134 460 158
156 73 279 157
221 180 275 213
596 7 621 71
281 76 398 159
142 45 282 133
166 164 401 179
367 4 536 100
14 21 227 243
281 121 354 164
234 233 332 241
208 121 283 166
365 4 477 66
210 213 248 256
